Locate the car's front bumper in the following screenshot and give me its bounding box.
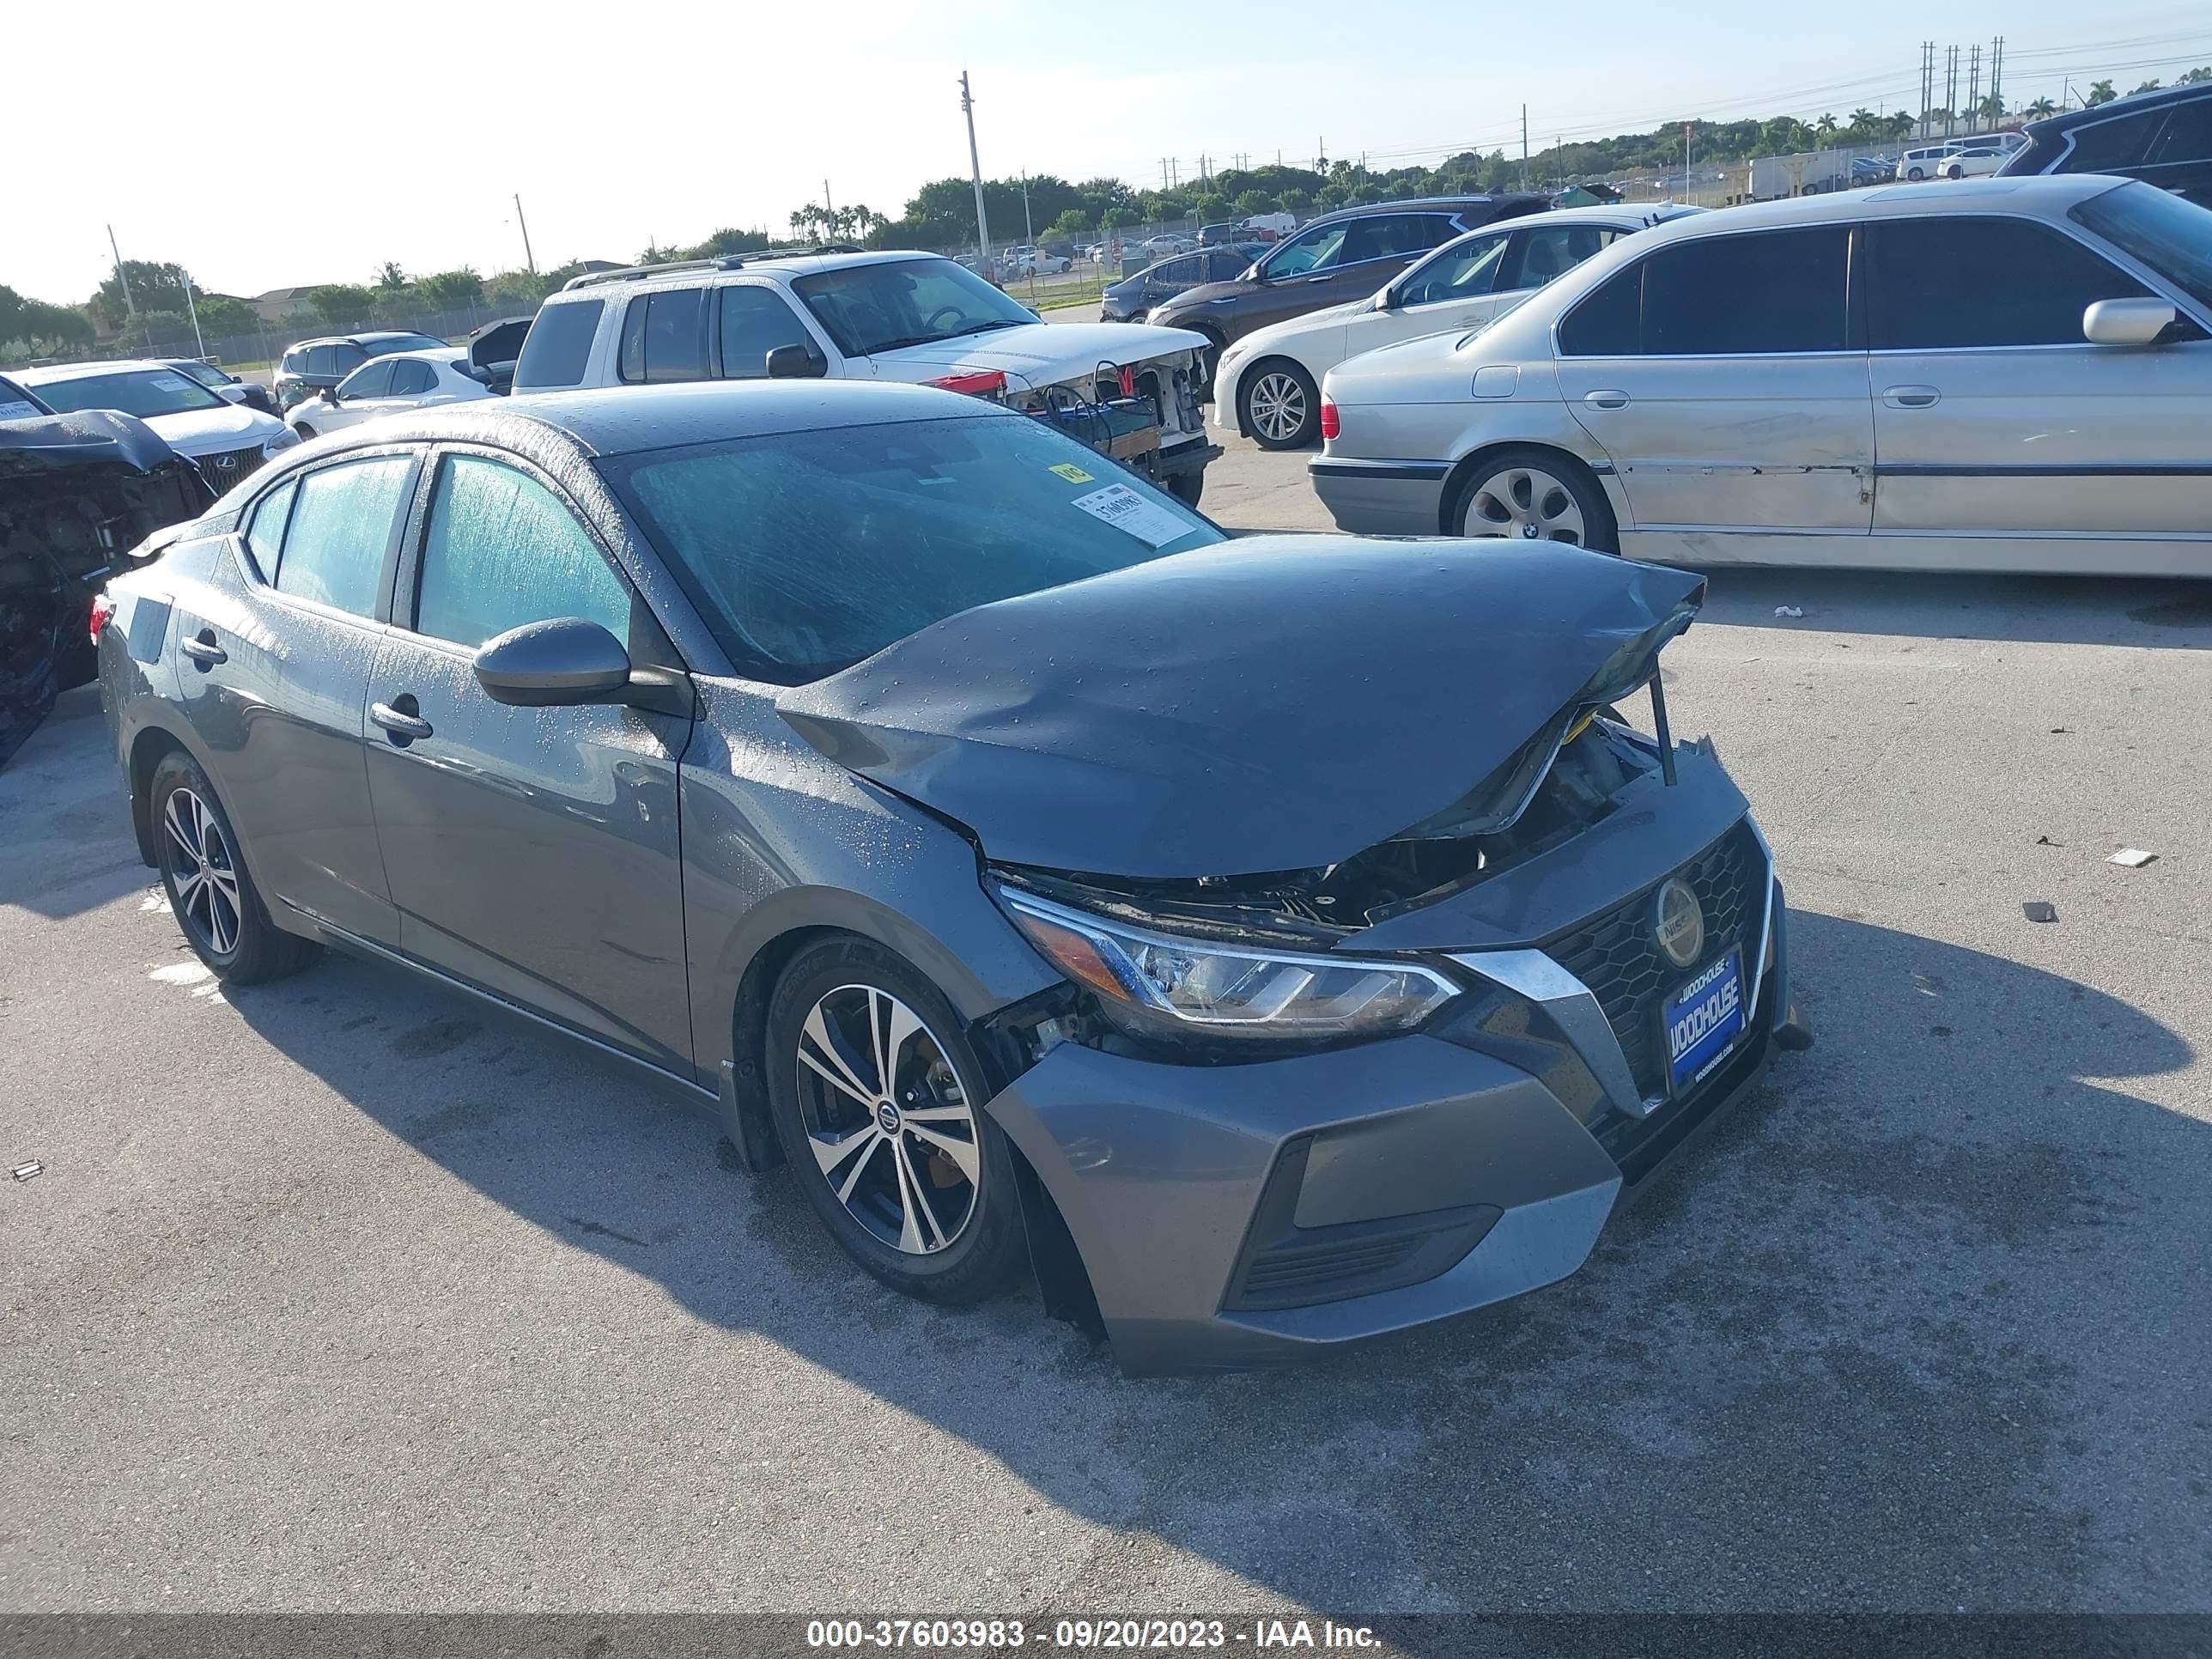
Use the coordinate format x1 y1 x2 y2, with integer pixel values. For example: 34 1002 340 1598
1309 456 1454 536
982 834 1790 1376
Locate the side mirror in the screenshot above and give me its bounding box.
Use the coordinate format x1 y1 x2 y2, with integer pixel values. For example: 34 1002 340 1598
765 343 827 379
473 617 633 707
2083 297 2177 346
323 385 342 403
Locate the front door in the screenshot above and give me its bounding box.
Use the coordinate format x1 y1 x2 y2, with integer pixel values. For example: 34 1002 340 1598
360 448 696 1070
173 453 417 945
1863 212 2212 546
1555 224 1874 535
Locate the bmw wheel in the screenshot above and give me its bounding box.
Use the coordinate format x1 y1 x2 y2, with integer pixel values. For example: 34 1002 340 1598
149 750 319 983
765 938 1026 1304
1239 360 1320 449
1452 447 1618 552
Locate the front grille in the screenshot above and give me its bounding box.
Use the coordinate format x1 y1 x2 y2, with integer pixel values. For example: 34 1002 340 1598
1543 821 1766 1102
193 445 264 488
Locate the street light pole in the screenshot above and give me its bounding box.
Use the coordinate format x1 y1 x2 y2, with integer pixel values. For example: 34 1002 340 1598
514 193 538 276
960 71 992 268
181 269 206 360
106 223 148 353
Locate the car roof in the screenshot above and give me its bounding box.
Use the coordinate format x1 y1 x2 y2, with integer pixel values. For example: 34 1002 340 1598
546 248 961 303
13 358 176 384
286 331 441 349
295 379 1000 461
2023 79 2209 135
1302 194 1537 227
348 347 466 368
1630 172 2124 240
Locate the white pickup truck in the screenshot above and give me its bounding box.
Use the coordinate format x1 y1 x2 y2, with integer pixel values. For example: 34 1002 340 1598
514 251 1221 503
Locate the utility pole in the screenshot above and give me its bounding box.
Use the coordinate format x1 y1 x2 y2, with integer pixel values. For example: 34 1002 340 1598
513 193 537 276
1991 36 2005 125
1944 44 1959 136
1020 173 1033 246
1919 41 1934 137
1520 105 1528 192
959 71 992 264
181 268 205 359
1968 43 1982 131
106 224 147 353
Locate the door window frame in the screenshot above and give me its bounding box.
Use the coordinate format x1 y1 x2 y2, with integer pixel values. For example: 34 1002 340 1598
1552 221 1868 360
232 447 424 629
708 280 834 379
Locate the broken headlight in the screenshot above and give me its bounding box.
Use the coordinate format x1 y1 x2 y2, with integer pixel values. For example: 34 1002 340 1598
996 886 1459 1043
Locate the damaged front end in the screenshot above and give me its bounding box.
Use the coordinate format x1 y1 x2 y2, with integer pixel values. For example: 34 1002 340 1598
1 410 214 765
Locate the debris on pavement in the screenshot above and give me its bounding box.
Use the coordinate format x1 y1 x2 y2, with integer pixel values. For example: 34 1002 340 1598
2022 900 2058 923
2109 848 2157 868
2035 835 2062 847
1774 605 1804 618
10 1160 42 1182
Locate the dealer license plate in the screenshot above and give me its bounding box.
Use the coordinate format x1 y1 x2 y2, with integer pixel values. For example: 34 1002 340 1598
1663 948 1745 1093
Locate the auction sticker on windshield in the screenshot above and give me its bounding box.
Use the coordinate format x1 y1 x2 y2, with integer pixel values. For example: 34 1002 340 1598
1071 483 1189 547
1664 948 1744 1092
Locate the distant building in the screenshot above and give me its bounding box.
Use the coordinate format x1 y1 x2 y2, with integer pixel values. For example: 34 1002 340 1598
251 286 325 325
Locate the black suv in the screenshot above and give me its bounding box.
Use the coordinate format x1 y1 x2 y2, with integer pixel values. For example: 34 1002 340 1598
1148 195 1548 368
273 330 447 411
1997 82 2212 207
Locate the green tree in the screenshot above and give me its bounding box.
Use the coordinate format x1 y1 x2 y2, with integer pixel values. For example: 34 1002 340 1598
88 260 198 331
374 261 409 291
2128 79 2161 97
134 308 191 349
309 284 374 327
1978 94 2006 126
2087 80 2117 106
1046 208 1091 240
419 268 483 307
2178 66 2212 85
193 295 258 337
2023 96 2058 119
1099 206 1139 229
0 285 94 352
1814 112 1838 141
1278 187 1311 217
1231 190 1279 216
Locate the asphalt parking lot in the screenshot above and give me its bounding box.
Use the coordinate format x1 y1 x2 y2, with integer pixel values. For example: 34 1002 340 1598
3 434 2210 1618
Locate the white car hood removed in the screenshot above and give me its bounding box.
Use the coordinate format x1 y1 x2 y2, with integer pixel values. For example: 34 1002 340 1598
868 321 1210 390
143 402 284 457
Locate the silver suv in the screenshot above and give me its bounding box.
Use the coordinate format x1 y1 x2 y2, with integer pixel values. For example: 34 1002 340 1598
514 250 1220 503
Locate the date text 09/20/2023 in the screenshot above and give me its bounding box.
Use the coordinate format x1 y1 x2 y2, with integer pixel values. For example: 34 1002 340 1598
805 1618 1382 1650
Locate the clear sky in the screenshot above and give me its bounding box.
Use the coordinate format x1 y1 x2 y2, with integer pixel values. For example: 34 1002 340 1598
10 0 2212 305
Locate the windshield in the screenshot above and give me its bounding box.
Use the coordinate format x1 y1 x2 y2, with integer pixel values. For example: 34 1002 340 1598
601 413 1223 684
1261 222 1348 277
2071 181 2212 313
30 368 228 419
793 258 1037 356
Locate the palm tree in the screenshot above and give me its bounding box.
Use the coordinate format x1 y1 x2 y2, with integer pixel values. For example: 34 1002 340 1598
1815 112 1838 142
1845 107 1878 140
2087 79 2117 106
374 261 408 292
2023 96 2058 119
1977 94 2006 127
2129 79 2162 97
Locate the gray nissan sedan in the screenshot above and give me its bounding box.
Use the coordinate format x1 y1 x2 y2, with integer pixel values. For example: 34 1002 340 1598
96 380 1794 1374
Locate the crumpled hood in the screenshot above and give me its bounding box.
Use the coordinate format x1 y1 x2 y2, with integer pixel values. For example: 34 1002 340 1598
871 322 1210 392
776 538 1705 879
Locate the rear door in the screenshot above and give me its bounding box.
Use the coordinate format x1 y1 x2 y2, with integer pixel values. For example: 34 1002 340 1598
327 357 401 428
361 447 694 1068
2137 94 2212 205
1862 212 2212 544
617 287 711 385
173 453 418 945
1555 224 1874 536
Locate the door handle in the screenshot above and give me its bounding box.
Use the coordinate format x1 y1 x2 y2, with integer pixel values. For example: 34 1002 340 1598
180 629 227 667
1583 389 1631 410
1882 385 1941 408
370 700 434 744
1303 273 1334 283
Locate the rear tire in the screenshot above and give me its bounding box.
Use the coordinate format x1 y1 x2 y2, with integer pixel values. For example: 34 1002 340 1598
1166 469 1205 508
764 937 1027 1306
1449 446 1619 553
149 751 320 984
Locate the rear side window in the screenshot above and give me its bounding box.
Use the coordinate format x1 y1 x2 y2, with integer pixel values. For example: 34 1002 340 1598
389 360 436 396
305 345 338 376
270 456 415 618
1557 262 1644 356
2064 109 2169 171
1866 217 2152 349
716 288 818 379
280 349 305 374
620 288 708 383
243 479 296 578
514 300 604 390
1507 225 1623 290
2148 97 2212 166
1340 215 1441 263
331 343 368 374
1641 228 1850 355
413 456 631 648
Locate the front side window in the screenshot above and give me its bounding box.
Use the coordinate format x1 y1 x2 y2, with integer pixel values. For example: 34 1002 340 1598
603 414 1221 684
1641 228 1850 355
338 359 396 399
413 456 631 648
331 343 368 374
271 455 415 617
514 299 604 390
792 258 1036 357
620 288 709 384
2071 180 2212 313
716 287 818 380
29 368 228 419
1508 226 1624 290
1868 216 2152 349
1396 233 1513 307
1261 222 1350 277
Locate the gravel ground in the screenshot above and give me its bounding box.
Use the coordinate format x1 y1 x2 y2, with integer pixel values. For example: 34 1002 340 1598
2 439 2209 1618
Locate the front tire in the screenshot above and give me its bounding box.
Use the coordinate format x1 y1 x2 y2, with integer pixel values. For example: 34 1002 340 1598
1239 359 1320 449
1449 447 1619 552
149 751 319 983
764 938 1027 1305
1165 468 1204 508
291 422 316 441
1906 166 1926 180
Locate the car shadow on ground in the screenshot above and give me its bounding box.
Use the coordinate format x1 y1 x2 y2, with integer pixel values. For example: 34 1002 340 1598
1691 565 2212 648
222 905 2209 1616
0 688 150 923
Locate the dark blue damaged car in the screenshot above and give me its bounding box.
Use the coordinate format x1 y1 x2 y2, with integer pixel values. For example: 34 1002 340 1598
95 379 1798 1375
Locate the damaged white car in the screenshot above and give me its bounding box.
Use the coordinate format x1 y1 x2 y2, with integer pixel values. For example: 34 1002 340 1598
510 251 1222 505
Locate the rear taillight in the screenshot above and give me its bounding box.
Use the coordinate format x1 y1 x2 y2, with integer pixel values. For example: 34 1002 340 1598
88 592 116 647
1319 398 1340 441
